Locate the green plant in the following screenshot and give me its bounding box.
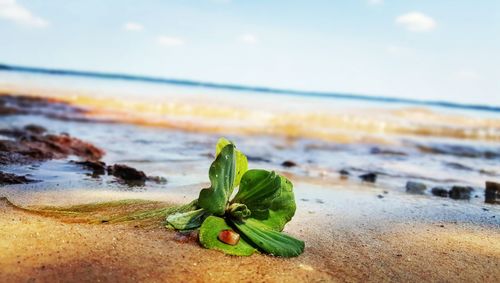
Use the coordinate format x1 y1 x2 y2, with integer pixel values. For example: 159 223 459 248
166 138 304 257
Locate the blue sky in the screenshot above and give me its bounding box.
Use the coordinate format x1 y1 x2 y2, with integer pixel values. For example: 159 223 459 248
0 0 499 105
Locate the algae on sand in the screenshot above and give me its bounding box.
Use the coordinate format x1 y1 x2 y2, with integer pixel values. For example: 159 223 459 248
0 197 196 227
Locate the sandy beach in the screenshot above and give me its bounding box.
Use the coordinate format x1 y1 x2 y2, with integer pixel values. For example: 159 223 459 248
0 87 499 282
1 180 499 282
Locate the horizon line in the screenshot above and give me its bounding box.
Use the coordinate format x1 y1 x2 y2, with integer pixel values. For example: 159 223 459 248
0 63 498 113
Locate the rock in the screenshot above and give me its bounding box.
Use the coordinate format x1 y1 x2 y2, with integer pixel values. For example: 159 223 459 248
0 128 104 165
24 124 47 134
107 164 147 185
485 181 499 204
281 160 297 167
339 169 350 176
431 187 449 197
406 181 427 194
339 169 350 180
359 172 377 183
73 160 107 175
0 171 36 185
449 186 474 200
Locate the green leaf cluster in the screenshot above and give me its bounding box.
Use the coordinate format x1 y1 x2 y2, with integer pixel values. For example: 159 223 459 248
166 138 304 257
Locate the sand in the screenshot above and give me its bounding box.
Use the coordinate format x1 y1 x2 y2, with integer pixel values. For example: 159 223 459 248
1 182 499 283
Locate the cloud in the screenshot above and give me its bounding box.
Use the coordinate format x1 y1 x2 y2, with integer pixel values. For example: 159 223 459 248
238 34 259 44
0 0 48 28
368 0 383 5
123 22 143 32
157 35 184 47
396 12 436 32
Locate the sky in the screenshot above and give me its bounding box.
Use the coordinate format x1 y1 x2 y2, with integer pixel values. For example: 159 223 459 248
0 0 499 105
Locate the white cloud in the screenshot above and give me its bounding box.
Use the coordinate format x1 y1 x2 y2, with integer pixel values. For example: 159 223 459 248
396 12 436 32
0 0 48 28
157 35 184 47
368 0 383 5
238 34 259 44
123 22 143 32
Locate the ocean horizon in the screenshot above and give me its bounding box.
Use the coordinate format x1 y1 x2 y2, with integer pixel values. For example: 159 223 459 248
1 63 499 113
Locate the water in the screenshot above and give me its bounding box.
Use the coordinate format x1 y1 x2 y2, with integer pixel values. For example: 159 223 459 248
0 67 499 209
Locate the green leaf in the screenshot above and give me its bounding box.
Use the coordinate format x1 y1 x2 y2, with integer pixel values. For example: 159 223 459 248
227 203 251 220
231 169 282 220
215 137 248 188
198 144 236 215
165 208 209 230
253 175 297 231
231 218 304 258
199 216 257 256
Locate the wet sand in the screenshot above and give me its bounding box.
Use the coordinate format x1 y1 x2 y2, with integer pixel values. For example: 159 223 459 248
1 181 499 283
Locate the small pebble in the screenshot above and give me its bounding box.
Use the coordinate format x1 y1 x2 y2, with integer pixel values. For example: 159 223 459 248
359 172 377 183
449 186 474 200
406 181 427 194
431 187 448 197
281 160 297 167
339 169 350 176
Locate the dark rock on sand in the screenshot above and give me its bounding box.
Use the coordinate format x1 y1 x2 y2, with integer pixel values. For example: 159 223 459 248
107 164 147 185
339 169 350 176
449 186 474 200
73 160 107 175
0 171 36 185
281 160 297 167
24 124 47 134
431 187 449 197
359 172 377 183
406 181 427 194
0 129 104 165
485 181 499 204
74 160 166 185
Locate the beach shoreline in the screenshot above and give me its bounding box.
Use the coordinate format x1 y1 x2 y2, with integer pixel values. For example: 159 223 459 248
0 91 499 282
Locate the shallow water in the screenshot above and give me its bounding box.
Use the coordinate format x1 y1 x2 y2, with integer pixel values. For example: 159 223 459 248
0 71 499 211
